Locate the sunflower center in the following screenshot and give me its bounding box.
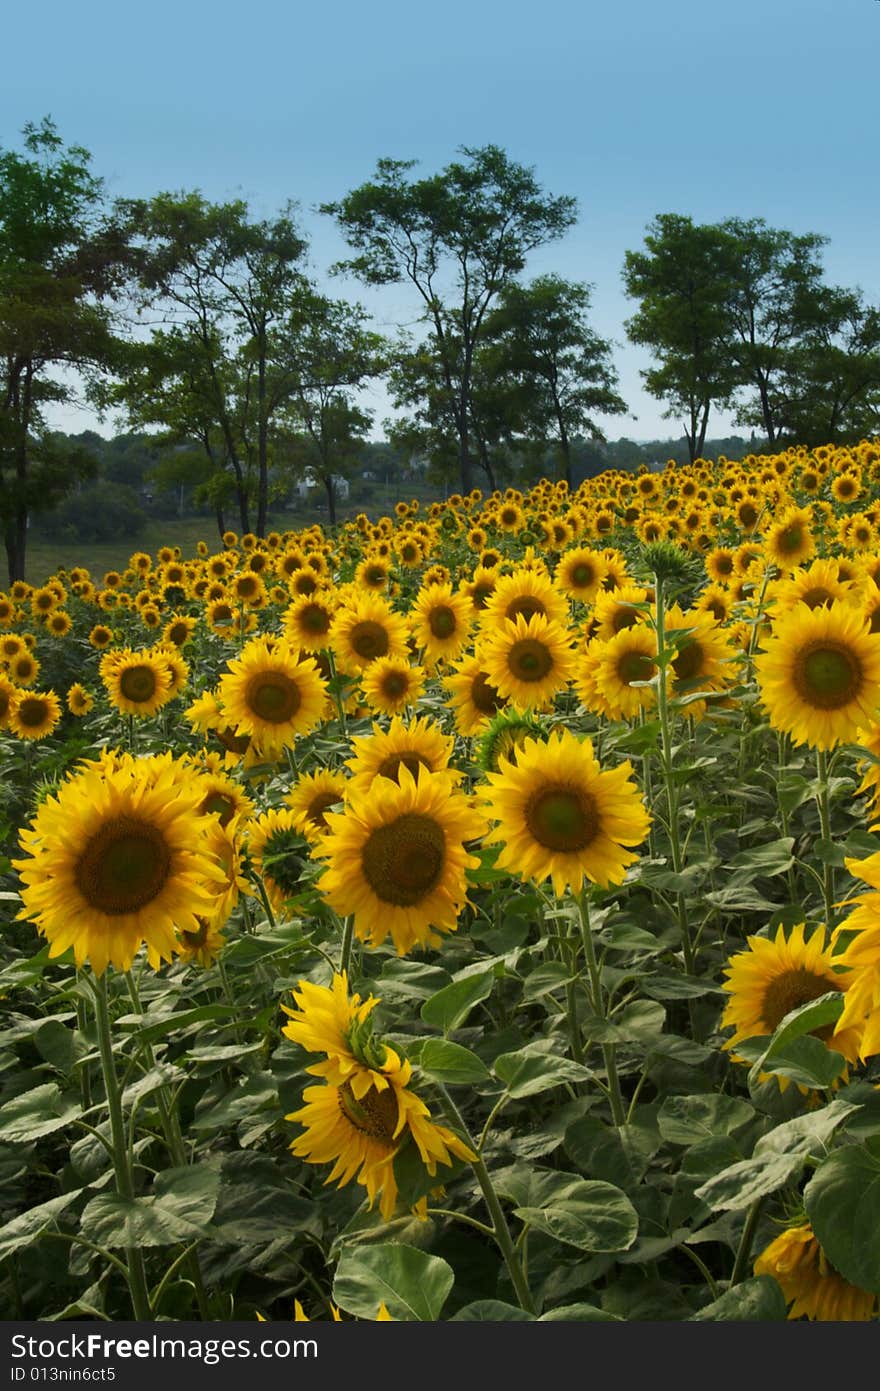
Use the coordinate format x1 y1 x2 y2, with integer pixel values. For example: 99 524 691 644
167 622 189 645
612 606 640 634
75 816 171 916
381 671 409 698
376 752 433 784
471 672 503 714
761 967 837 1032
119 665 158 704
429 606 457 639
16 697 49 727
672 642 704 683
739 503 759 528
506 597 545 622
361 812 445 906
300 603 331 634
262 828 303 895
508 638 553 682
471 583 494 609
350 621 390 661
525 787 598 853
570 563 595 587
201 791 236 827
245 672 302 723
618 650 655 685
182 918 211 949
801 587 835 610
794 642 861 709
778 526 802 555
338 1081 399 1145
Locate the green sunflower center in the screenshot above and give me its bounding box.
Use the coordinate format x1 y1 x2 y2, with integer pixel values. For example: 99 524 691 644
508 638 553 683
361 812 445 906
338 1081 399 1145
119 665 158 704
525 787 598 853
262 827 303 895
761 967 838 1032
570 563 595 588
350 620 390 661
76 816 172 916
246 672 302 723
795 642 861 709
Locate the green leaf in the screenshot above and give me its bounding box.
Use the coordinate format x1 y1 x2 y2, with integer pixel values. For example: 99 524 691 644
80 1164 221 1248
727 838 795 885
693 1153 805 1212
805 1146 880 1293
115 1003 238 1043
375 959 451 1001
539 1303 621 1321
333 1242 454 1321
746 993 845 1089
0 1189 85 1259
494 1042 592 1098
690 1276 787 1321
191 1073 279 1134
748 1034 846 1091
419 1038 489 1085
420 969 494 1033
514 1179 638 1253
657 1095 755 1147
564 1113 661 1187
0 1083 80 1142
451 1301 534 1321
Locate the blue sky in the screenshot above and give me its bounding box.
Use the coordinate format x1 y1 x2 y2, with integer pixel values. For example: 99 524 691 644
4 0 878 442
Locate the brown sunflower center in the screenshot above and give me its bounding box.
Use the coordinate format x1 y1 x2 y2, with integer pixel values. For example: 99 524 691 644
611 606 640 634
508 638 553 683
75 815 171 916
380 671 409 698
505 596 546 623
16 696 50 727
376 752 433 784
525 787 598 853
794 642 861 710
800 587 835 610
119 665 158 704
182 918 211 949
777 526 803 555
365 566 387 587
304 792 340 830
471 671 503 714
299 603 331 634
570 563 596 588
361 812 445 905
739 503 759 528
167 622 190 645
429 606 457 639
761 967 837 1032
201 791 237 827
672 641 704 684
350 620 390 661
245 671 302 723
338 1081 399 1145
618 650 655 685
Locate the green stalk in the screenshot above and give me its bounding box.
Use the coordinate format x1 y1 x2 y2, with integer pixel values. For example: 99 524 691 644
436 1084 536 1315
338 914 355 978
731 1198 764 1286
578 891 626 1128
652 574 695 976
90 972 151 1320
815 749 835 928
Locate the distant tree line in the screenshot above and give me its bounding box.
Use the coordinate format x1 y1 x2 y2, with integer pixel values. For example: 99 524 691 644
2 119 879 581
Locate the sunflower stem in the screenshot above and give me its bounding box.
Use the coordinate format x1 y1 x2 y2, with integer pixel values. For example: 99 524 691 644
577 890 627 1128
338 914 355 978
815 749 835 928
435 1084 536 1315
731 1197 765 1286
90 971 152 1320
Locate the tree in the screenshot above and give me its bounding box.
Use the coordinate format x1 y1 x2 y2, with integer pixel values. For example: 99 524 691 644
275 292 387 525
768 288 880 446
480 275 628 488
622 214 739 462
119 192 308 535
322 145 577 493
0 118 128 582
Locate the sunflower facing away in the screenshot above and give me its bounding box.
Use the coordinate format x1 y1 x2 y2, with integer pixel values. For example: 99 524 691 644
754 1222 878 1321
14 751 226 974
481 727 651 895
218 636 328 759
754 601 880 749
315 765 486 955
284 973 474 1220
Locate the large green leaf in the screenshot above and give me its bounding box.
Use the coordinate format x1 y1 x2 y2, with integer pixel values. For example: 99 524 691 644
0 1189 85 1259
690 1276 787 1321
419 1038 490 1085
657 1094 755 1146
494 1042 591 1098
420 968 495 1033
80 1164 221 1248
0 1083 80 1142
515 1178 638 1253
333 1243 454 1321
805 1146 880 1293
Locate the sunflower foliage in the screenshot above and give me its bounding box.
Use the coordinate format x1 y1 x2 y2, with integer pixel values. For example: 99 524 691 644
2 447 880 1323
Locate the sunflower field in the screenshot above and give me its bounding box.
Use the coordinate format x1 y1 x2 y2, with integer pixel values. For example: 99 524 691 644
3 440 880 1325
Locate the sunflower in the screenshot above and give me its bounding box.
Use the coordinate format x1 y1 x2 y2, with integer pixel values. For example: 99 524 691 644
354 555 392 593
100 647 175 719
480 568 569 630
315 765 486 955
189 754 255 829
283 593 336 652
754 601 880 750
770 557 859 616
7 690 62 741
555 546 608 603
162 614 198 648
345 715 456 796
281 972 383 1082
592 626 660 721
14 752 226 974
66 683 94 717
721 922 860 1083
443 655 506 735
329 593 410 675
591 585 651 641
218 637 328 759
9 650 39 686
828 849 880 1059
360 655 425 716
0 673 16 727
479 611 575 710
286 768 348 844
410 583 472 666
246 808 309 916
754 1222 878 1321
765 506 815 572
45 609 72 638
481 728 651 895
662 603 734 715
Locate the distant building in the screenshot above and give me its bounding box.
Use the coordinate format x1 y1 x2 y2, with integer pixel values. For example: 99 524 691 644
295 469 350 501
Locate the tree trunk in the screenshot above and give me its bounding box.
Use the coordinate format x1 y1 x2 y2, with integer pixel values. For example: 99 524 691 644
215 503 226 542
558 417 572 489
458 428 473 494
256 338 268 536
323 472 337 527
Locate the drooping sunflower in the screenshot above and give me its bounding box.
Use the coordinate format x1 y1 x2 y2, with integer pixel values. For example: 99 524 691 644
345 715 457 797
481 727 651 895
0 672 17 727
286 768 348 844
218 637 328 759
329 593 410 675
443 655 506 735
14 752 226 974
479 611 576 710
721 922 860 1082
7 689 62 741
315 765 486 955
360 655 425 717
754 601 880 750
410 583 473 666
754 1222 878 1321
